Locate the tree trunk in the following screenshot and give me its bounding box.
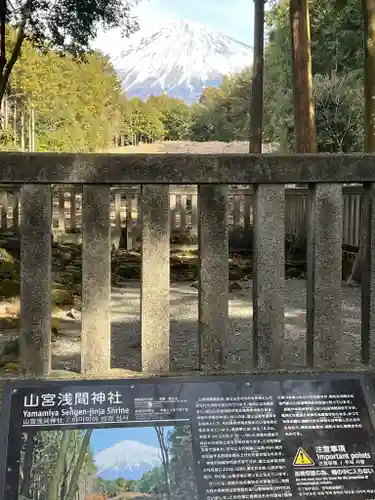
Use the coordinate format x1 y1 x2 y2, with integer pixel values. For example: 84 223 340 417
0 0 6 129
65 430 92 500
0 0 6 75
47 431 72 500
59 454 69 500
155 426 171 500
20 430 36 499
0 0 32 105
347 0 375 285
363 0 375 152
249 0 264 153
289 0 317 153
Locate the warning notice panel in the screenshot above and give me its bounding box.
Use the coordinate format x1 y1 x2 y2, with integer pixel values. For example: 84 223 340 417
193 375 375 500
279 377 375 500
3 374 375 500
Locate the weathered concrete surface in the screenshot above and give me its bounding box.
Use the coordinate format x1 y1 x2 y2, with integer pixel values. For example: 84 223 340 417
253 185 285 369
81 185 111 373
20 185 52 375
141 184 170 374
307 184 343 368
2 153 375 184
198 185 229 371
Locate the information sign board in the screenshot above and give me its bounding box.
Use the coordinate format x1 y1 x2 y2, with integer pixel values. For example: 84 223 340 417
1 373 375 500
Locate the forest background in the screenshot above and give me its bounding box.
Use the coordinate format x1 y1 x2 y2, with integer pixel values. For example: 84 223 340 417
0 0 364 154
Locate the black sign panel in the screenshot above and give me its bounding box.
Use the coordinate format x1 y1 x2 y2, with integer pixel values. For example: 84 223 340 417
2 374 375 500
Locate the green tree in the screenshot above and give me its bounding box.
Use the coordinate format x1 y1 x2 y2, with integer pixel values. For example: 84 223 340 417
65 430 93 500
115 477 134 492
148 94 192 140
125 97 165 143
168 426 197 500
7 33 126 152
190 69 252 142
314 72 363 152
263 0 363 152
134 467 167 494
0 0 139 105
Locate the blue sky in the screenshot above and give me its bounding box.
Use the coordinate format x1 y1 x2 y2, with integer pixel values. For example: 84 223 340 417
90 426 168 455
94 0 255 56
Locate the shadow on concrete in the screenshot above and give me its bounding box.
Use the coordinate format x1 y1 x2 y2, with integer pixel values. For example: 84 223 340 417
49 280 364 375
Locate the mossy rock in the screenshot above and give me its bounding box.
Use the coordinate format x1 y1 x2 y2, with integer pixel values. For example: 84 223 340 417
52 304 64 315
52 288 74 306
55 271 76 286
0 237 20 258
53 274 69 285
0 362 20 373
51 317 61 336
0 247 14 264
171 269 198 281
65 266 82 281
116 264 141 279
0 279 20 298
170 232 198 245
170 259 192 270
0 247 19 279
52 281 68 290
0 316 20 329
0 338 19 357
59 251 73 264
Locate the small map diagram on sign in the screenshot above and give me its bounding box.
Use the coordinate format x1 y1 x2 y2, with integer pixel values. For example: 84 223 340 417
293 447 315 466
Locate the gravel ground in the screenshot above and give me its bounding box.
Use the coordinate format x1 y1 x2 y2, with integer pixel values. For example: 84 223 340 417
50 279 363 373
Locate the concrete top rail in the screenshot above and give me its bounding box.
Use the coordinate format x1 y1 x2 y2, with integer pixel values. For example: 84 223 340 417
1 153 375 183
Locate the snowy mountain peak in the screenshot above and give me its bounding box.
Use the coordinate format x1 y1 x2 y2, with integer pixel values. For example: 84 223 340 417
94 440 161 480
114 20 253 103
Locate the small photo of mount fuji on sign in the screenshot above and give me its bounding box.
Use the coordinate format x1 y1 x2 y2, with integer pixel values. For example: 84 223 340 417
18 424 198 499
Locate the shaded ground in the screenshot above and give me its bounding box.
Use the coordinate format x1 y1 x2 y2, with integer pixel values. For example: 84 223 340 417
11 279 360 373
0 237 361 375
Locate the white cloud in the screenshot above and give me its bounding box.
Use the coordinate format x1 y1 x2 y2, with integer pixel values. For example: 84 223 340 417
134 0 177 32
92 0 176 57
92 0 255 57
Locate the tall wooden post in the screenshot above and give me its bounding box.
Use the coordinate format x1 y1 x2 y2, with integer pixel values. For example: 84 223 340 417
363 0 375 152
348 0 375 289
289 0 317 152
249 0 265 153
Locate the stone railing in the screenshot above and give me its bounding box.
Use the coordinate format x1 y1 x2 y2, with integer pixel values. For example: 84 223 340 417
0 153 374 381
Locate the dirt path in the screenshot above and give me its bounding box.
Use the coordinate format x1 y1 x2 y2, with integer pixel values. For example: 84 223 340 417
103 140 274 154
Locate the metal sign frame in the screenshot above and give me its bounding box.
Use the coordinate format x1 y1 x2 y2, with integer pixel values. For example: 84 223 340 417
2 372 375 500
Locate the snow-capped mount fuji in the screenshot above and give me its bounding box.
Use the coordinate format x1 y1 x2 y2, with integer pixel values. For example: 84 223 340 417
113 20 253 103
94 440 161 480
